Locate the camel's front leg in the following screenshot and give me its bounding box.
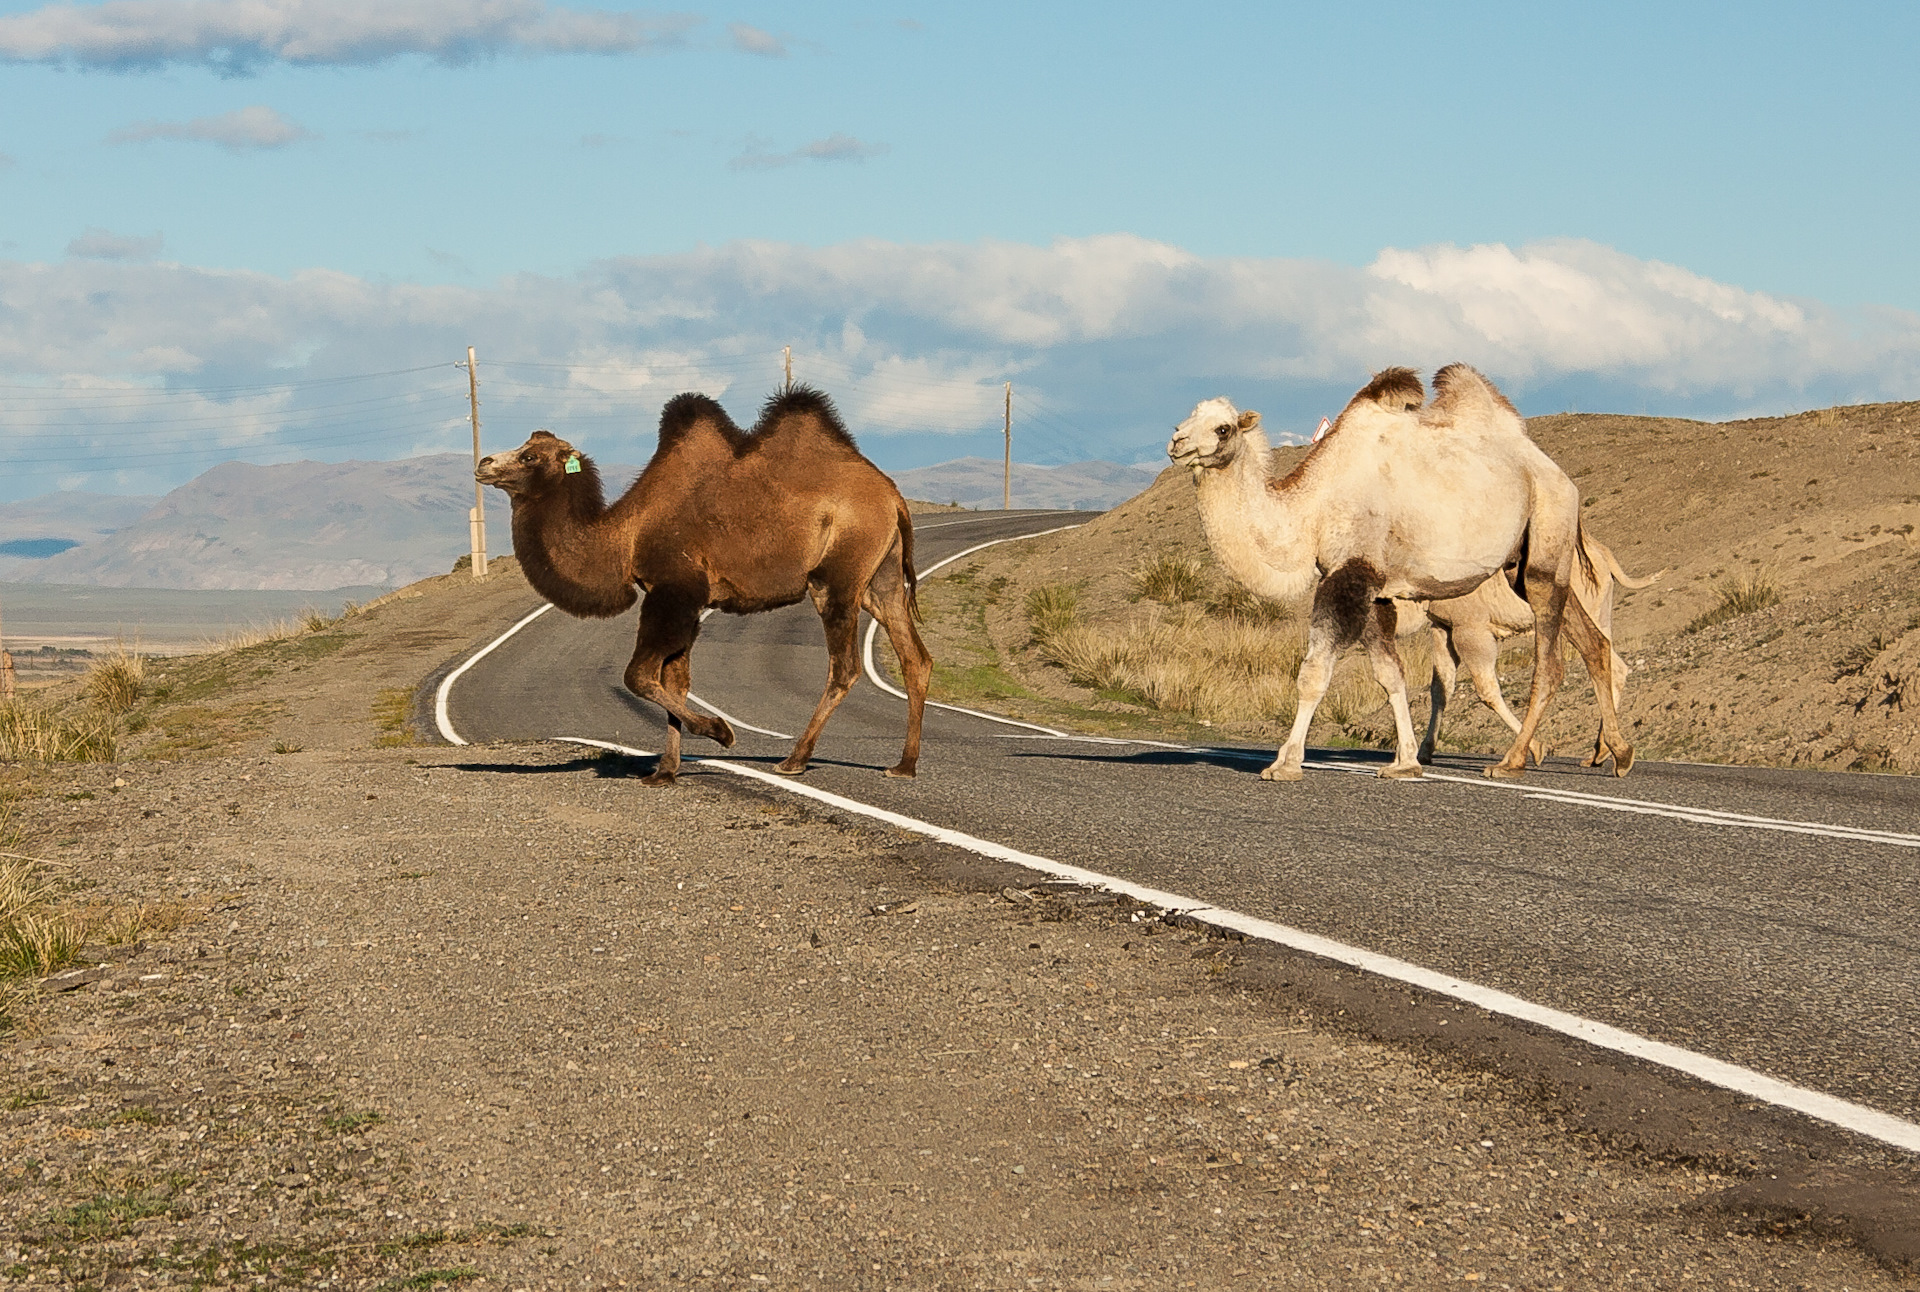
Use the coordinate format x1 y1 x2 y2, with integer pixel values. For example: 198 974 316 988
624 589 734 771
1418 626 1457 765
1267 560 1372 782
642 651 692 786
1452 621 1544 766
776 597 862 776
1362 602 1422 778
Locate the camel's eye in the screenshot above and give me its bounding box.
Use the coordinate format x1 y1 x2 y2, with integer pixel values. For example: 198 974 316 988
1216 424 1236 436
520 451 535 463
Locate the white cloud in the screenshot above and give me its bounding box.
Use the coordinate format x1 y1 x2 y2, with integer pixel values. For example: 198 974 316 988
107 105 314 150
726 21 784 56
66 227 164 260
731 132 888 170
2 235 1917 495
0 0 700 73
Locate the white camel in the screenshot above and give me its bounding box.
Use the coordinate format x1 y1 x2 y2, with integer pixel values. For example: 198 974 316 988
1408 533 1660 771
1168 365 1631 781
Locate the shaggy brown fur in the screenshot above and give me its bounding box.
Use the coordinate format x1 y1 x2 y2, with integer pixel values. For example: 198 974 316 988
477 386 932 783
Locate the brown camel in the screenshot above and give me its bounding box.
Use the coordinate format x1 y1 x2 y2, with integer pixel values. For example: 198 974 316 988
1169 365 1632 781
475 385 932 784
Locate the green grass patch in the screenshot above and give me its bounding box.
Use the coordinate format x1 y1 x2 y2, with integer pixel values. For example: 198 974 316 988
372 688 417 747
49 1187 175 1239
322 1109 384 1134
379 1269 483 1291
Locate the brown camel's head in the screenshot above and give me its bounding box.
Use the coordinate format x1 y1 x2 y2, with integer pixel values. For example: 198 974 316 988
475 430 593 498
1168 397 1260 472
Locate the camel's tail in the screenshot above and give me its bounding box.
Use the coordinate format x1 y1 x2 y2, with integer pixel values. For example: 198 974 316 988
896 499 922 622
1573 521 1599 591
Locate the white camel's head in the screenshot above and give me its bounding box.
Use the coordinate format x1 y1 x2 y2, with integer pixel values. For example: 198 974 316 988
1168 398 1260 470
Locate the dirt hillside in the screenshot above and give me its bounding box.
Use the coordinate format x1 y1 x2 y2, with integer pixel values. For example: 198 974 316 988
914 400 1920 774
4 560 1917 1287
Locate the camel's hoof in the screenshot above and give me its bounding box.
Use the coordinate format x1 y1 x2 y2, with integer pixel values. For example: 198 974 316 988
708 720 737 749
772 760 806 777
1529 741 1547 766
1612 745 1635 777
640 770 678 787
1415 748 1436 766
1378 763 1424 780
883 763 917 779
1260 763 1304 782
1484 762 1526 780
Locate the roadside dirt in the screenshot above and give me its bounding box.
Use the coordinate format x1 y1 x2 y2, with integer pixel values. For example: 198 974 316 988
914 400 1920 774
4 562 1918 1289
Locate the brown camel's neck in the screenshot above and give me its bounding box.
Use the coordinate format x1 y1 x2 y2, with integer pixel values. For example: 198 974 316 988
1190 429 1320 604
509 463 643 618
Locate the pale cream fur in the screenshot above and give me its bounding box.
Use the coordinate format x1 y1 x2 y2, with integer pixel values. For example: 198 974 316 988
1169 365 1633 782
1407 532 1660 770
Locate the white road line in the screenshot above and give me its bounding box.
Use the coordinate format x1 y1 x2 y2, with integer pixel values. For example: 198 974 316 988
545 736 1920 1159
434 602 554 745
688 692 792 740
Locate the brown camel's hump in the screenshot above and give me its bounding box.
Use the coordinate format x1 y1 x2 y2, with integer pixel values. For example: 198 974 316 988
1425 363 1524 425
1349 366 1426 413
657 392 750 454
750 384 864 457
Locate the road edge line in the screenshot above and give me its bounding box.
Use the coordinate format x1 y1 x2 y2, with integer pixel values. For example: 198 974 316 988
434 602 555 745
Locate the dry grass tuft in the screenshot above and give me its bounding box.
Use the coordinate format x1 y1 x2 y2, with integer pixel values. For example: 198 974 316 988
199 618 300 654
1685 570 1782 634
1206 584 1294 625
0 702 117 762
84 645 146 712
1024 584 1080 646
1040 605 1309 724
1129 554 1207 605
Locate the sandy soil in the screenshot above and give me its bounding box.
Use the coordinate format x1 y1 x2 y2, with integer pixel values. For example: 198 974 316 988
916 400 1920 774
2 561 1916 1289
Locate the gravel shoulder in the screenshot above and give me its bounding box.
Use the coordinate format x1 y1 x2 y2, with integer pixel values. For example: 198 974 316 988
2 566 1916 1290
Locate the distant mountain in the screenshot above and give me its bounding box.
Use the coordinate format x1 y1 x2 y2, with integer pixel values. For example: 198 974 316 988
18 456 489 591
890 458 1157 511
0 491 161 579
0 453 1151 591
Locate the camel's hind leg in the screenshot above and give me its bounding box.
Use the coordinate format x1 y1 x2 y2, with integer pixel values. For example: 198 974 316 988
1559 596 1633 776
1363 601 1423 778
864 566 931 779
776 594 863 777
1417 627 1457 765
1267 559 1372 782
1487 562 1572 781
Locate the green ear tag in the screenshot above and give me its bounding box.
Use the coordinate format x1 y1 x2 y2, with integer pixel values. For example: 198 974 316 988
564 453 582 474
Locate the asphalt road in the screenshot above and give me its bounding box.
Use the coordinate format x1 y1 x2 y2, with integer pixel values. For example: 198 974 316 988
440 509 1920 1142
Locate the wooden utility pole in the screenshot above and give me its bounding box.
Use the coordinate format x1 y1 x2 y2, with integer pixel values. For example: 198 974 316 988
466 346 487 581
0 590 13 701
1003 381 1013 510
783 345 793 390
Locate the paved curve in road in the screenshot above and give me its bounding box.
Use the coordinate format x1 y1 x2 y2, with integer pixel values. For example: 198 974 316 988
438 509 1920 1153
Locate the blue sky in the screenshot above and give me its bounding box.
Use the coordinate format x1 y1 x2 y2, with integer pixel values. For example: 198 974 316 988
2 1 1919 499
